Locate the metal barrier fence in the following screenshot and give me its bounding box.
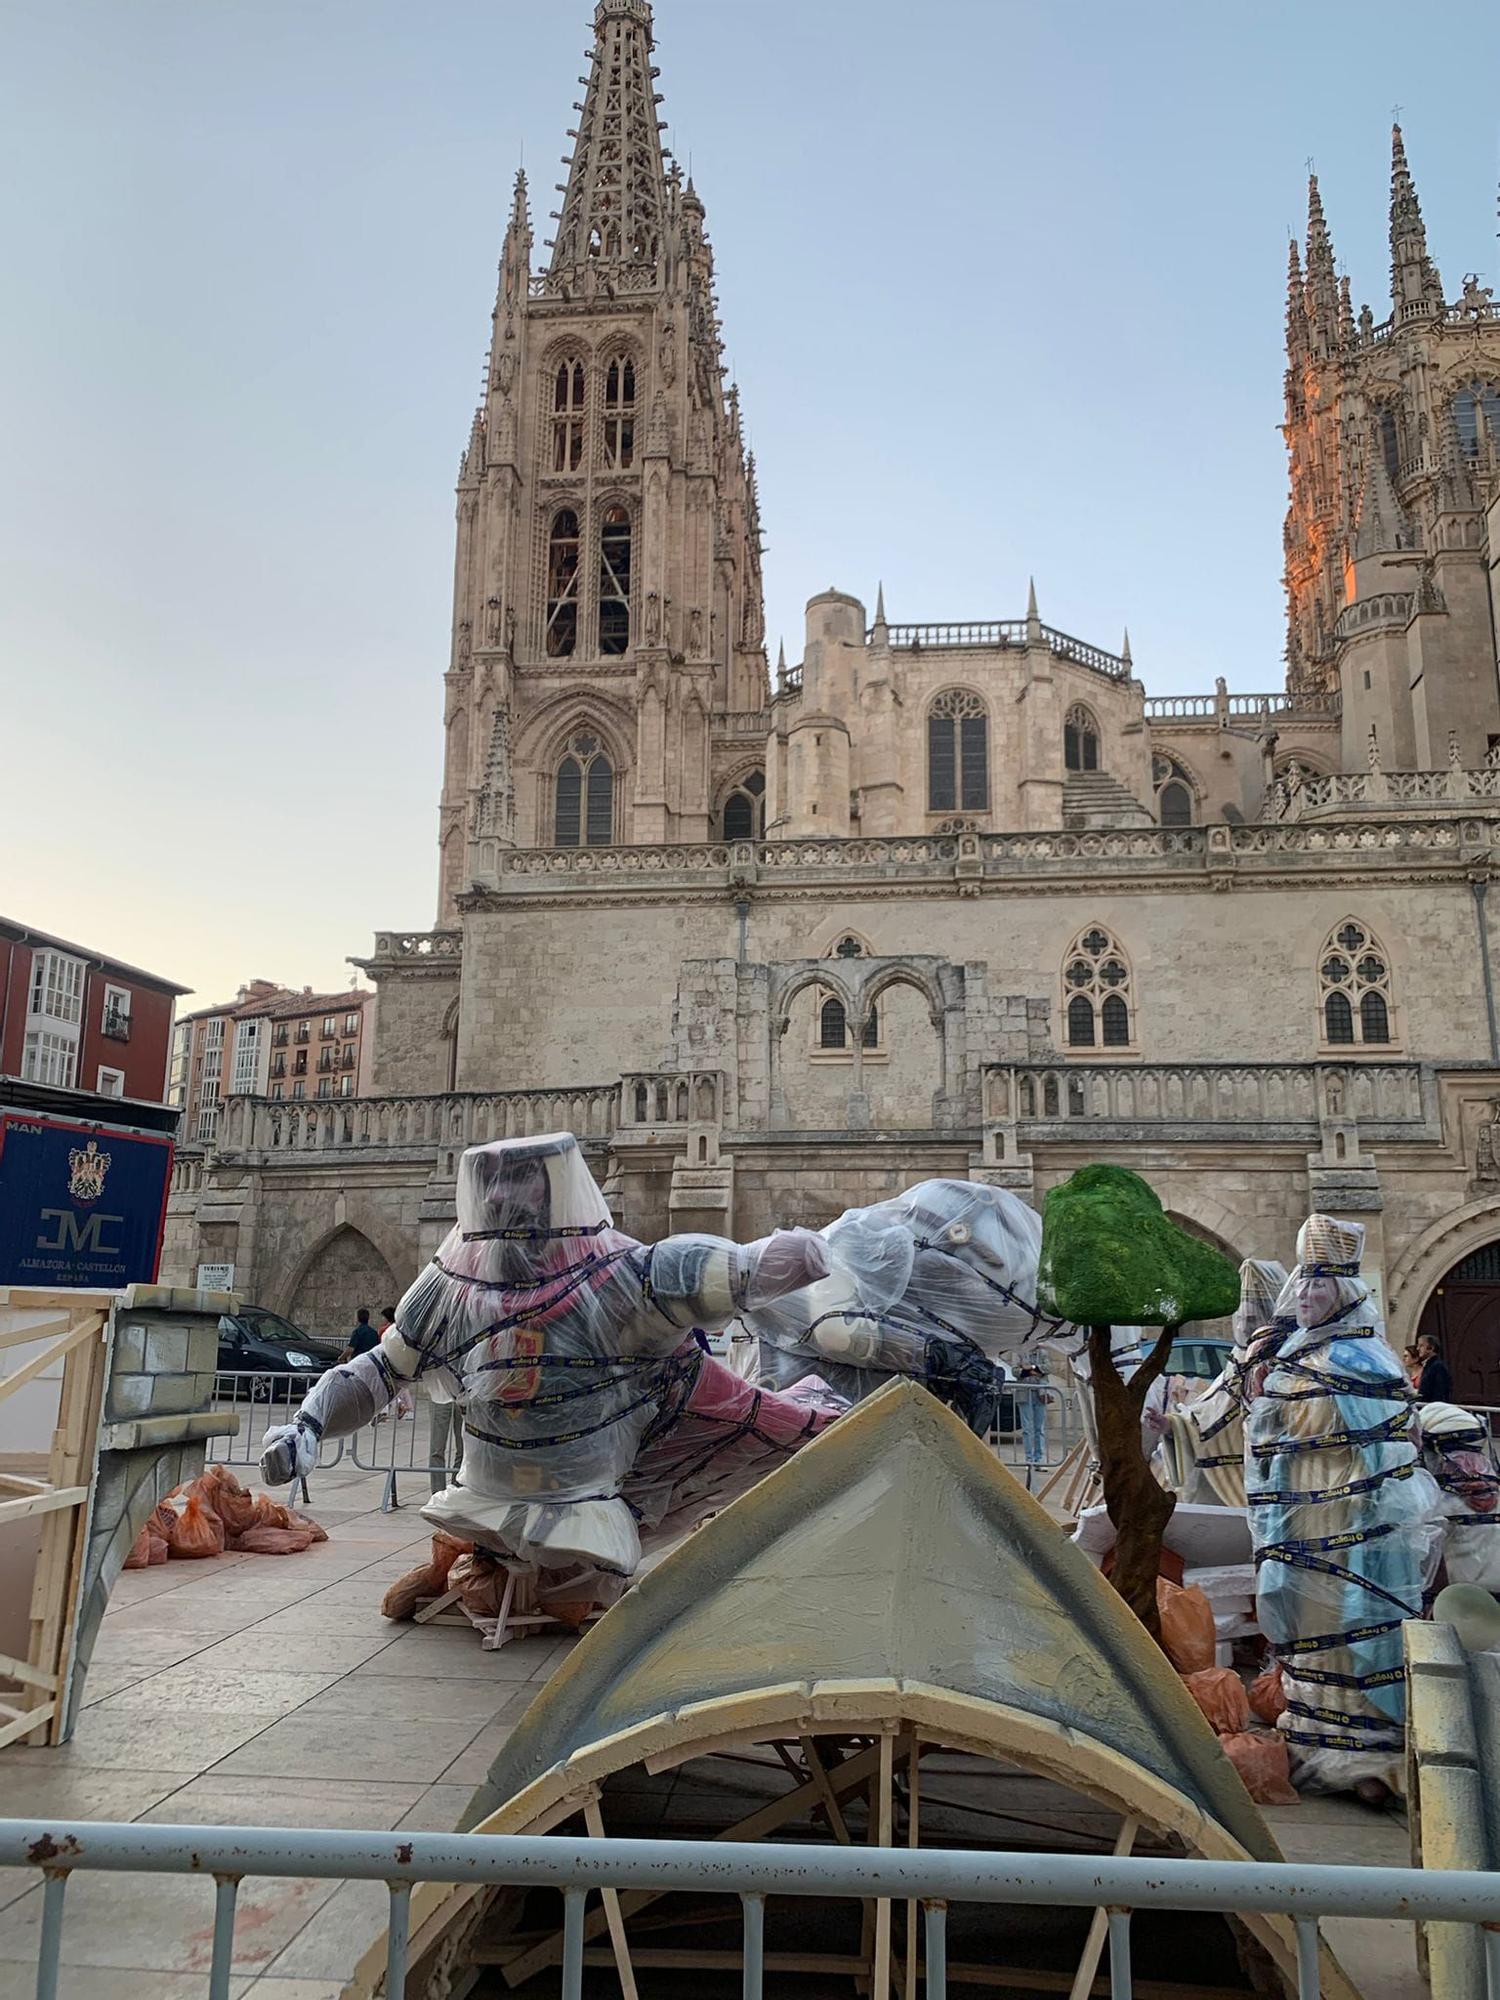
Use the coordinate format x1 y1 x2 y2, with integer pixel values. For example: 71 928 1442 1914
2 1819 1498 2000
206 1369 1084 1510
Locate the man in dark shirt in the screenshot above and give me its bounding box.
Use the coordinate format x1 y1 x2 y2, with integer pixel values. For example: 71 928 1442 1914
1415 1332 1453 1404
340 1307 378 1362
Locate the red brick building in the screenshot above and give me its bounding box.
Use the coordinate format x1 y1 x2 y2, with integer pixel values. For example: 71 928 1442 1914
0 916 188 1108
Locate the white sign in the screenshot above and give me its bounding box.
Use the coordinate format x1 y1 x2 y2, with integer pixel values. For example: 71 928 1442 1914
197 1262 235 1292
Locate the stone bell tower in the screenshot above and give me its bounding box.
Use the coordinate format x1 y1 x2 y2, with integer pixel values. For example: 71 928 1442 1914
436 0 768 916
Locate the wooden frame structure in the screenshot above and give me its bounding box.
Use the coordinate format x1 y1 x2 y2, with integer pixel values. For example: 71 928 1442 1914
0 1287 112 1749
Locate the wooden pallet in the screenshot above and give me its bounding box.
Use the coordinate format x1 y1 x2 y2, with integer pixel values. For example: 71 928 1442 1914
0 1288 112 1749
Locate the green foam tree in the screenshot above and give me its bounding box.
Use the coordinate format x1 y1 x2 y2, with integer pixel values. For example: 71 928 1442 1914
1040 1166 1239 1642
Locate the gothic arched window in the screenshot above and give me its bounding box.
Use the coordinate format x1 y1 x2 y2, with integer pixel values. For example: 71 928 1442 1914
1319 919 1394 1048
598 505 632 656
1153 754 1196 827
603 354 636 470
819 997 848 1049
1065 703 1101 773
552 359 587 473
1453 382 1500 464
721 769 766 840
554 732 614 847
928 689 988 813
545 509 580 658
1063 925 1135 1051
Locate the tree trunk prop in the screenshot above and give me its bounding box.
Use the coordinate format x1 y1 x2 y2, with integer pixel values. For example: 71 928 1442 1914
1089 1322 1179 1643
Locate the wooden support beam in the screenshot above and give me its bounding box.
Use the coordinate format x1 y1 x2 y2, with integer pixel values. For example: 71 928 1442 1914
873 1732 894 2000
0 1319 98 1404
0 1652 57 1694
1067 1816 1139 2000
0 1700 55 1751
904 1733 921 2000
583 1797 639 2000
0 1485 87 1528
502 1740 886 1987
0 1314 73 1353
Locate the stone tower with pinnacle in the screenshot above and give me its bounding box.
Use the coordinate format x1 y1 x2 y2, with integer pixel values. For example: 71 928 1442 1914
437 0 768 917
1282 129 1500 767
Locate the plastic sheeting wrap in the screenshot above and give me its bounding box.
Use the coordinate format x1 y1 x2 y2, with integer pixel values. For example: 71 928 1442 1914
1416 1400 1500 1589
263 1134 841 1582
741 1179 1069 1430
1246 1218 1444 1794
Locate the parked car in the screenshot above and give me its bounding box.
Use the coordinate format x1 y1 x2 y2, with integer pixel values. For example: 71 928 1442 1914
1166 1334 1234 1382
216 1307 338 1399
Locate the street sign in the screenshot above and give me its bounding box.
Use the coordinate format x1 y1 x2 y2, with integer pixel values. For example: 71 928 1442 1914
0 1112 173 1290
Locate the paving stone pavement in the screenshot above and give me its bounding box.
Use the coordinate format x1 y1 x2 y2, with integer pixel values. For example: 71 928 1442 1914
0 1458 574 1996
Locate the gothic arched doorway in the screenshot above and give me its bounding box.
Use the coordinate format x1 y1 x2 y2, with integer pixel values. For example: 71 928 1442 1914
1417 1241 1500 1406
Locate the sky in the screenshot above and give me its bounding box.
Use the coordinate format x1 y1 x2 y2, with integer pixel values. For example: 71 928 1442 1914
2 0 1497 1010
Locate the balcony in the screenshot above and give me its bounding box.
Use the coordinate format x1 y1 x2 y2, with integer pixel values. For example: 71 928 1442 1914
316 1053 333 1074
101 1007 131 1044
272 1029 289 1048
295 1025 310 1044
341 1048 355 1069
320 1024 337 1040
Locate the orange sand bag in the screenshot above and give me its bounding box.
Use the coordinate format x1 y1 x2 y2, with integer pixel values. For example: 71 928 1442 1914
1157 1578 1216 1675
123 1526 154 1569
165 1492 223 1559
1249 1662 1288 1725
249 1494 294 1530
1181 1666 1251 1736
286 1509 327 1543
147 1499 178 1543
200 1466 258 1537
381 1532 473 1620
1220 1730 1298 1805
147 1533 169 1565
231 1525 315 1556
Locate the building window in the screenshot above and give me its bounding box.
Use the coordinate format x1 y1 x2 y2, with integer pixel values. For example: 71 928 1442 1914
273 1025 289 1047
817 994 877 1051
1453 381 1500 464
1063 925 1135 1051
29 949 84 1026
101 983 132 1041
598 505 632 655
341 1045 355 1068
927 689 988 813
554 731 614 846
344 1012 359 1035
271 1057 286 1078
231 1018 262 1095
721 770 766 840
195 1101 220 1143
294 1050 308 1075
318 1077 332 1098
1153 754 1196 827
602 353 635 470
270 1082 284 1100
96 1066 125 1097
1320 919 1395 1048
1064 704 1100 773
338 1074 354 1097
545 509 581 658
292 1081 305 1100
22 1030 77 1088
295 1022 310 1042
552 358 587 472
320 1016 336 1039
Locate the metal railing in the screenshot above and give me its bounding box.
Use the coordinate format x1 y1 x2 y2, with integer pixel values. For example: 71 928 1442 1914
3 1819 1498 2000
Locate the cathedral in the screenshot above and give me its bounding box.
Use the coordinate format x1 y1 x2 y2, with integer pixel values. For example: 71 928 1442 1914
166 0 1500 1402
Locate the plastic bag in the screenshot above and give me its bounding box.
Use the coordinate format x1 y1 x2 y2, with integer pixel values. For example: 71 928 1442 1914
123 1526 154 1570
448 1551 510 1617
286 1509 327 1543
230 1525 316 1556
1182 1666 1251 1736
1248 1662 1287 1725
1220 1730 1298 1805
1158 1578 1216 1674
381 1532 473 1620
165 1493 223 1559
206 1470 258 1538
249 1494 294 1531
147 1499 178 1544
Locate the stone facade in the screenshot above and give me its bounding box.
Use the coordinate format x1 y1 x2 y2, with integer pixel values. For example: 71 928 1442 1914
163 2 1500 1372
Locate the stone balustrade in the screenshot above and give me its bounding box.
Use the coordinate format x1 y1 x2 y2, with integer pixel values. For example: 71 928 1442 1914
619 1070 724 1131
1143 689 1340 722
987 1059 1430 1141
366 929 463 962
211 1084 619 1160
1272 766 1500 820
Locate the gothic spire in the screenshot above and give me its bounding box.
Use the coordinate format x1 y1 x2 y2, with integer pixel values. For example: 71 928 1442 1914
1303 174 1340 351
1352 433 1409 558
548 0 670 282
1285 237 1306 361
1389 123 1443 317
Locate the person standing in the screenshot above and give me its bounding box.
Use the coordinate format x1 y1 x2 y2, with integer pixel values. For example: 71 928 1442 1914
338 1307 378 1363
1015 1357 1049 1487
1415 1333 1453 1404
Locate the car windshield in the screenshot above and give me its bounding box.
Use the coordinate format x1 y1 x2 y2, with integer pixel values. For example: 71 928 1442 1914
241 1311 316 1347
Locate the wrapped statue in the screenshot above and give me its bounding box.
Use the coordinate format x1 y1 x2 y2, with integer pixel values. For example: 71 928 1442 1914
1245 1215 1443 1800
738 1179 1069 1432
261 1133 843 1597
1414 1400 1500 1589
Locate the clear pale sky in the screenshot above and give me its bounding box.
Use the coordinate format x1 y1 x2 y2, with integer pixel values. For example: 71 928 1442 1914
3 1 1497 1009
